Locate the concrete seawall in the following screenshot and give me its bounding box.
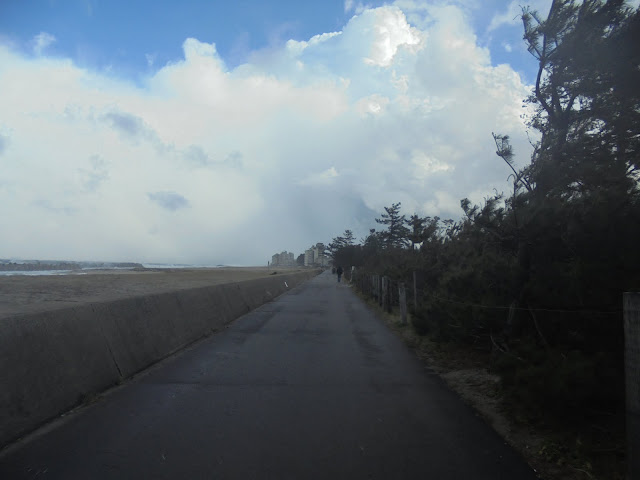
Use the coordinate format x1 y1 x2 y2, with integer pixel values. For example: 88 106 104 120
0 269 320 448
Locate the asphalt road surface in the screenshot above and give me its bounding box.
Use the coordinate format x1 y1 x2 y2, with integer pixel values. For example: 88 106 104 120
0 271 538 479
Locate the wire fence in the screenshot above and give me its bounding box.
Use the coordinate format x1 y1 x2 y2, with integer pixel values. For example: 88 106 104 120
350 267 622 318
351 269 410 324
349 267 639 478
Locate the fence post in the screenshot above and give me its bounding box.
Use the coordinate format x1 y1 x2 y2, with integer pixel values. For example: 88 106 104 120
399 282 407 325
378 275 383 307
373 275 377 301
382 276 389 310
413 271 418 312
625 293 640 480
371 275 378 301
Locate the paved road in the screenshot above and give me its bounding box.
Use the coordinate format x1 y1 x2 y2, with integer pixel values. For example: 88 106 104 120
0 271 538 479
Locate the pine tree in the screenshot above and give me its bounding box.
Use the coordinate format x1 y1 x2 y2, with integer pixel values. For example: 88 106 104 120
343 230 355 246
407 215 426 250
522 0 640 197
375 203 410 249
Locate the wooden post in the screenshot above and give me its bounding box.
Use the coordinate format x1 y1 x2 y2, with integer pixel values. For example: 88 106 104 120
383 277 391 313
372 275 376 300
382 276 386 308
625 293 640 480
383 277 388 312
399 282 407 325
413 271 418 312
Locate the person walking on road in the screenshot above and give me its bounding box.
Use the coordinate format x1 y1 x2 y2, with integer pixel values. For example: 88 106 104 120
336 265 343 283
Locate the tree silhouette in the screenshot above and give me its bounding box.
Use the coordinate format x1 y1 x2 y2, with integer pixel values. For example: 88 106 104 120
375 202 410 249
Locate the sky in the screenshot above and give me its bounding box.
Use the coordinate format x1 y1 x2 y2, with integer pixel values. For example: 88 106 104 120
1 0 636 265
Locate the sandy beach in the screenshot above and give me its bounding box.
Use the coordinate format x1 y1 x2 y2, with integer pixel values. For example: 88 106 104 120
0 267 308 319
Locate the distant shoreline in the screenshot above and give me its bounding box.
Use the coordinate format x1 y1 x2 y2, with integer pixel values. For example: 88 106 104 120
0 260 280 276
0 266 310 319
0 260 143 274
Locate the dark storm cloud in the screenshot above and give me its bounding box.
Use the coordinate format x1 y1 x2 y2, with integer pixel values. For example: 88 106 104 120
147 191 190 211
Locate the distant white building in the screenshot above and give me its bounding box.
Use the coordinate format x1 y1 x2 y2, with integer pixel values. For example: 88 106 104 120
271 251 295 267
317 253 330 267
304 243 329 267
304 248 314 266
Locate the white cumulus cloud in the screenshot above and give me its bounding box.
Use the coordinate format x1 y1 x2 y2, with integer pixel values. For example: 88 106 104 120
0 4 534 265
32 32 56 55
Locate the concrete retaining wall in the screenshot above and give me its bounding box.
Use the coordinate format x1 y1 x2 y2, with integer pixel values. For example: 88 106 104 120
0 270 320 448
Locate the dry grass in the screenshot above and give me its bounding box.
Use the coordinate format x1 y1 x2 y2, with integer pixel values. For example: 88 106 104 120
0 267 302 318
